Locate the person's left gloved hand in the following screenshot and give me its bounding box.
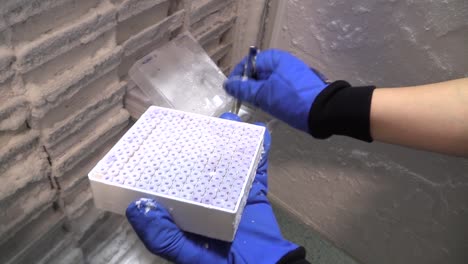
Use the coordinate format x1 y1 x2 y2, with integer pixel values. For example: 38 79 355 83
126 112 303 264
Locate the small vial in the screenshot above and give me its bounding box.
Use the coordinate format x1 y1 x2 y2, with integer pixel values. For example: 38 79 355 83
178 191 192 201
155 170 165 178
183 185 193 194
147 185 158 192
161 179 173 188
202 196 213 205
108 166 120 176
97 166 108 175
169 188 180 197
124 162 136 171
124 179 135 187
130 172 141 180
140 174 151 183
135 182 147 190
151 176 162 186
119 170 131 179
103 175 112 182
144 167 155 176
193 186 205 197
224 201 236 211
133 165 145 175
176 174 186 182
104 154 117 166
172 182 183 191
190 170 201 178
219 182 231 193
215 192 228 201
113 161 124 169
192 163 204 172
129 157 140 166
117 154 129 163
223 176 234 185
171 166 181 174
211 198 228 209
112 177 125 185
160 163 171 172
233 179 245 189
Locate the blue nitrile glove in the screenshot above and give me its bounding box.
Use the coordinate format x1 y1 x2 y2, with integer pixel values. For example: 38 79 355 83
224 49 328 133
126 112 301 264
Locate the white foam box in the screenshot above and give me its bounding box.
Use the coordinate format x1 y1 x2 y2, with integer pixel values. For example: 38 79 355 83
88 106 265 241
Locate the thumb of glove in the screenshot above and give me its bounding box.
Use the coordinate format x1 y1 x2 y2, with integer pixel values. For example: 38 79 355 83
126 199 185 261
223 76 264 106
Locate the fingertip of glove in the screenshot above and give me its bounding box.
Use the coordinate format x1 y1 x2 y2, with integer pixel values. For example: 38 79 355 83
219 112 242 121
126 200 139 217
223 76 242 93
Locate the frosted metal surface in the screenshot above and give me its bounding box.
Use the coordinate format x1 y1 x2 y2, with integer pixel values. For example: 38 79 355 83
88 106 264 240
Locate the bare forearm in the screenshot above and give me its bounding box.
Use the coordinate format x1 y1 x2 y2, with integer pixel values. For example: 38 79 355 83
370 78 468 156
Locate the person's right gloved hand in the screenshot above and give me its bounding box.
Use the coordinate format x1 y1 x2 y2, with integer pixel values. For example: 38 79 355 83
224 49 328 133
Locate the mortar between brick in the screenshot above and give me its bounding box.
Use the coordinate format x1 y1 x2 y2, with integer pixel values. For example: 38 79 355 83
37 68 119 129
0 179 56 240
0 149 50 201
48 104 126 161
44 81 125 150
117 0 168 22
16 1 116 73
117 1 170 45
28 47 122 127
52 109 129 177
122 10 185 56
190 0 233 25
0 130 39 173
24 29 117 94
58 123 128 196
10 0 100 45
0 47 15 83
209 42 233 62
0 96 29 131
1 0 71 25
196 16 236 46
64 182 93 219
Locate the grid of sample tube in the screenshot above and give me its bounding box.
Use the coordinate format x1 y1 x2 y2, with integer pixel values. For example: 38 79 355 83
92 106 264 211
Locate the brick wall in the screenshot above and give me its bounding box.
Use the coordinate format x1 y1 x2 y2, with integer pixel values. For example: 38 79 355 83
0 0 241 263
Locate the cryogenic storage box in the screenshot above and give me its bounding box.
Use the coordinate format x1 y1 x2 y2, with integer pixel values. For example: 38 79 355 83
88 106 264 241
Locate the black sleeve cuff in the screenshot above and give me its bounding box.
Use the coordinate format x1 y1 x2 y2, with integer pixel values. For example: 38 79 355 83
308 80 376 142
277 246 310 264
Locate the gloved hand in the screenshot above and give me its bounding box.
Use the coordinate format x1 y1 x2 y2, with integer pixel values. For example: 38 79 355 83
224 49 328 133
126 112 302 264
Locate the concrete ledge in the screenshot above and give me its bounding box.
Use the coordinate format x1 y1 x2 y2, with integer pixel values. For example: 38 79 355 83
0 206 67 264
